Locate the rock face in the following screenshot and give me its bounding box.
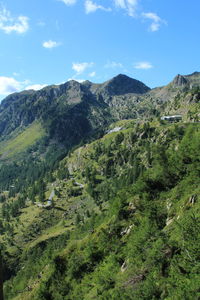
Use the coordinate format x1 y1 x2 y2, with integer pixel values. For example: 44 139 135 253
89 74 150 103
0 71 199 152
0 74 151 142
100 74 150 96
172 74 188 87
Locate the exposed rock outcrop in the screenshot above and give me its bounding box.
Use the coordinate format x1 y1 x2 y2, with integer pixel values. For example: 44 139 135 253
172 74 188 87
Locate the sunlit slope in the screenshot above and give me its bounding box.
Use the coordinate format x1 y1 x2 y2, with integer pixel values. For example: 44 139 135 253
3 120 200 300
0 122 45 159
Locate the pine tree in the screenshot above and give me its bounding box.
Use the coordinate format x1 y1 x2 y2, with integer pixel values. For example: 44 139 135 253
0 251 3 300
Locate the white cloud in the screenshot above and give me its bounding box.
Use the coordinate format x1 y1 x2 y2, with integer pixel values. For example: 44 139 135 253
0 76 21 95
85 0 111 14
114 0 126 9
67 78 85 83
25 84 47 91
0 76 48 99
13 72 20 77
150 22 160 32
76 79 85 83
113 2 166 31
0 7 29 34
55 0 166 33
72 62 94 74
42 40 61 49
142 12 161 23
142 12 165 32
114 0 138 17
104 61 123 68
134 61 153 70
89 71 96 77
58 0 77 5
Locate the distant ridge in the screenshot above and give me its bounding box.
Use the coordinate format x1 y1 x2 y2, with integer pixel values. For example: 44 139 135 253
171 71 200 88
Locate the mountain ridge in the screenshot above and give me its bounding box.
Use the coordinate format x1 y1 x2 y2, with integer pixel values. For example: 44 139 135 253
2 71 200 104
0 74 151 151
0 71 199 160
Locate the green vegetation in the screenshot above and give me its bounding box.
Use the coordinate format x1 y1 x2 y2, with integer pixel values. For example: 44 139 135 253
0 122 45 159
1 119 200 299
0 73 200 299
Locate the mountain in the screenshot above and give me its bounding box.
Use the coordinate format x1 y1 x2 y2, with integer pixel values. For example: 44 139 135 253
0 74 152 195
0 72 200 300
1 71 199 150
144 71 200 121
167 71 200 89
0 74 150 141
87 74 150 102
171 74 188 87
0 80 107 140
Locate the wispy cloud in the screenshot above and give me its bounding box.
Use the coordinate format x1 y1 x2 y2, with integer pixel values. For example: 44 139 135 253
142 12 166 32
57 0 166 32
58 0 77 5
104 61 123 69
0 76 48 99
134 61 153 69
0 6 29 34
114 0 138 17
42 40 61 49
85 0 111 14
113 1 165 31
13 72 20 77
89 71 96 77
25 84 47 91
72 62 94 74
68 78 86 83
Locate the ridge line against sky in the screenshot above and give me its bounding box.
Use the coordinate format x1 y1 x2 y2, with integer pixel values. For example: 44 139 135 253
0 0 199 100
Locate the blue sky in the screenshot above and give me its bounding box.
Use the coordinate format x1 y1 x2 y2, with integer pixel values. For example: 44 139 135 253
0 0 200 100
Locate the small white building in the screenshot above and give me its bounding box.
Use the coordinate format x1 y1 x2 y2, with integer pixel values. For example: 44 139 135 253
161 115 182 122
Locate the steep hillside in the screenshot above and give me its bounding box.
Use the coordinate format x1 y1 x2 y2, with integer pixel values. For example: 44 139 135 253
0 75 152 199
0 72 200 299
1 119 200 299
0 80 108 142
142 71 200 122
0 75 150 140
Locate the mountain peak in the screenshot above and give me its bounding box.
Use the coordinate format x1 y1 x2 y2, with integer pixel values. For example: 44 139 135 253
112 74 131 80
81 80 93 88
102 74 150 96
172 74 188 87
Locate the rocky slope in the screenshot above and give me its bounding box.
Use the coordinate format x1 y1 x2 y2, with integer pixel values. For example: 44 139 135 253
0 71 199 146
0 74 150 139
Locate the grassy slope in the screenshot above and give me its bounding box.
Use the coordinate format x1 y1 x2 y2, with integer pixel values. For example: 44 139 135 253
2 119 200 299
0 122 45 159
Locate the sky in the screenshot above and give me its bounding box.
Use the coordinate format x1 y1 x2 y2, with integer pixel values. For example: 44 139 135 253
0 0 200 101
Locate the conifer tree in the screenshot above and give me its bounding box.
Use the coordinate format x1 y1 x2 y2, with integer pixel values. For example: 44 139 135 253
0 251 3 300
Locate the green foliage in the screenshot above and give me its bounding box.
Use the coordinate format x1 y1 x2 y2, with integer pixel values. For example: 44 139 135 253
2 121 200 300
